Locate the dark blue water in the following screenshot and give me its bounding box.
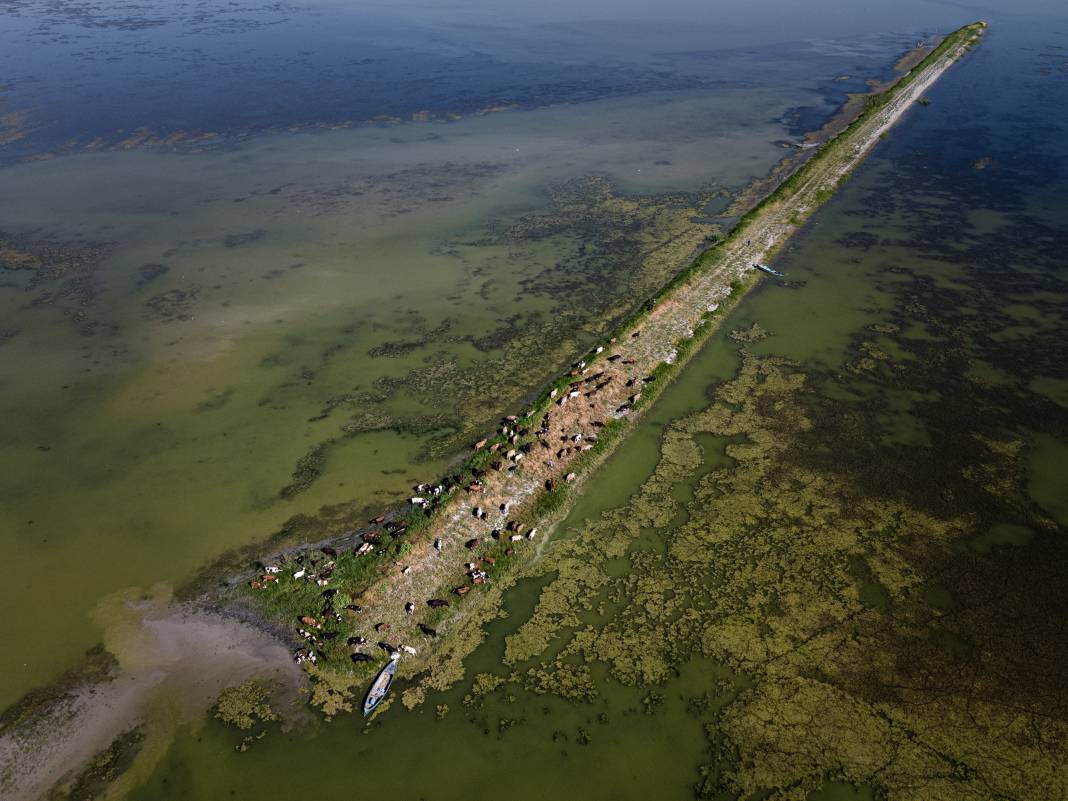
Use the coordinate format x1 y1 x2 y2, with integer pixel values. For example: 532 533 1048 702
0 0 997 161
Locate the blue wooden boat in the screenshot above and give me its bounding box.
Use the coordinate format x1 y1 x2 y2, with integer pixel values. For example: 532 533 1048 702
754 263 784 278
363 654 399 716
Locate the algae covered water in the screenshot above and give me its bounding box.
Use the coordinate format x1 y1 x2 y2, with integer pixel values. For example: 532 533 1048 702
0 0 977 713
125 10 1068 801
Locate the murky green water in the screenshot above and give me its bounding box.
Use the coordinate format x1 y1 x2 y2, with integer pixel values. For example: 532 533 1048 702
2 0 968 712
0 75 860 707
125 15 1068 800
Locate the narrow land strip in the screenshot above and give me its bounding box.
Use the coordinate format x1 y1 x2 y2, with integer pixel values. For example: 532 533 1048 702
234 21 988 716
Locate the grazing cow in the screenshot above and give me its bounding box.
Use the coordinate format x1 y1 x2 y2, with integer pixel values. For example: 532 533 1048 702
546 478 555 491
401 645 417 656
491 529 502 540
510 534 524 542
419 624 438 637
356 542 374 556
322 588 338 599
500 502 509 513
434 538 444 551
347 636 368 646
264 565 281 574
344 604 363 614
643 375 657 384
402 565 412 575
262 574 278 583
473 438 487 450
322 631 339 641
369 515 386 524
484 556 497 566
466 538 480 550
527 528 538 540
453 586 470 596
351 653 373 663
405 602 415 615
378 642 398 655
608 354 622 362
321 546 337 557
632 330 641 338
299 615 321 628
473 506 483 518
565 472 577 482
375 622 390 632
249 579 264 590
427 599 449 608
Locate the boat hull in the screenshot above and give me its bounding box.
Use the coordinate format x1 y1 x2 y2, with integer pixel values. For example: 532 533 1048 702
363 657 398 716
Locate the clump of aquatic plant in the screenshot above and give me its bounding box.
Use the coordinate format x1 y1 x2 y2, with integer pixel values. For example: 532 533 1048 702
214 680 278 731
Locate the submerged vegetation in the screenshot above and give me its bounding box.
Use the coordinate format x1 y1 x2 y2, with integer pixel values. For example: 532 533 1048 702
500 345 1066 799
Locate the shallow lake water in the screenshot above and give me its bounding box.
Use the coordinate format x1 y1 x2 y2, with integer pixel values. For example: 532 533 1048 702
125 9 1068 800
2 0 1067 798
0 0 968 709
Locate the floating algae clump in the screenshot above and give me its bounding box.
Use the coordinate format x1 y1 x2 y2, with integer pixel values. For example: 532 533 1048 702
728 323 770 343
215 680 278 731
